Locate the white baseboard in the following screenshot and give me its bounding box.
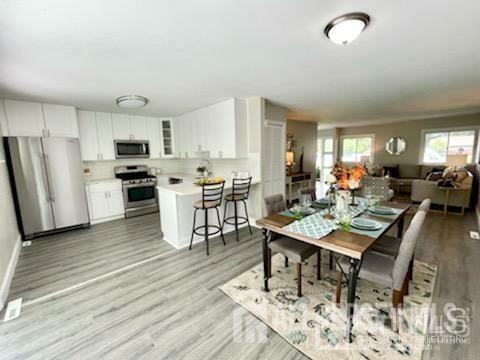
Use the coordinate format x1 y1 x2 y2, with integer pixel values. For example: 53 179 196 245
90 214 125 225
169 217 260 250
0 234 21 311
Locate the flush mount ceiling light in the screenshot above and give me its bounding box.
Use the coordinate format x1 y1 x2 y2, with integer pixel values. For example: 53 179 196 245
324 12 370 45
116 95 149 109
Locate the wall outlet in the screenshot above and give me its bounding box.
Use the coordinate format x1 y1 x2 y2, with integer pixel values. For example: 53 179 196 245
470 231 480 240
22 241 32 247
3 298 22 322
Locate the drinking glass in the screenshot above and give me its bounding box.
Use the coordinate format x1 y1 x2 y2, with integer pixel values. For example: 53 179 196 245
301 194 312 208
364 186 373 206
337 210 352 230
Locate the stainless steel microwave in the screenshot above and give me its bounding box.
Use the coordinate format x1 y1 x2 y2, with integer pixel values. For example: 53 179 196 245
115 140 150 158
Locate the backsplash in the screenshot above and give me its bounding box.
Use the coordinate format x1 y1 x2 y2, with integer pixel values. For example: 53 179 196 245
83 153 261 180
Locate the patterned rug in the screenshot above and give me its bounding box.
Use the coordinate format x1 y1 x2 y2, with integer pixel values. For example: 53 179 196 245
220 253 437 360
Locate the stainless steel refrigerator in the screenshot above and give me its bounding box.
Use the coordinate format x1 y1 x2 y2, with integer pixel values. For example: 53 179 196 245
4 137 89 239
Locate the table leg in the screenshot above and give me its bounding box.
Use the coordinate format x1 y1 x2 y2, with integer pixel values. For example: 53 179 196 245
346 258 360 343
397 216 405 239
262 229 269 292
443 188 450 216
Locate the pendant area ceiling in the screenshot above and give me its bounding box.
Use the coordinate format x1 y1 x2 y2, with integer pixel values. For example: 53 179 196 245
1 0 480 126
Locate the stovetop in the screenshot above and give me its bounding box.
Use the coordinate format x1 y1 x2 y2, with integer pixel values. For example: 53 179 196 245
115 172 156 181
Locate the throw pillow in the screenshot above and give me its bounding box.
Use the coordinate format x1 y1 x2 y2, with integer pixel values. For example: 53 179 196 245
425 166 447 179
437 178 456 188
425 171 443 181
382 165 399 178
453 171 468 184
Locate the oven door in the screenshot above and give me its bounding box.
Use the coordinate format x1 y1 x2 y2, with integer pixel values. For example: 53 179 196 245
115 140 150 158
123 183 157 209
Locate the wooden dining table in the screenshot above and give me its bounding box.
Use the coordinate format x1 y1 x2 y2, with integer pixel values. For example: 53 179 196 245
255 201 411 342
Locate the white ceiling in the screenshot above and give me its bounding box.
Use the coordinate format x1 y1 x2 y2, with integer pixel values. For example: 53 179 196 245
1 0 480 126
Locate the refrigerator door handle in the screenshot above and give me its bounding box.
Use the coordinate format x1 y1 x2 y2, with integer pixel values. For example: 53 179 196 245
39 154 51 202
44 154 56 202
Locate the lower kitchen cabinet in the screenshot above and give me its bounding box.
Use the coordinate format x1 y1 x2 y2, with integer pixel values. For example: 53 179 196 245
86 180 125 224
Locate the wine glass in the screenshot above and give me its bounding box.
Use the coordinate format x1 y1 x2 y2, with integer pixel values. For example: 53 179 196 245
300 194 312 209
364 186 373 206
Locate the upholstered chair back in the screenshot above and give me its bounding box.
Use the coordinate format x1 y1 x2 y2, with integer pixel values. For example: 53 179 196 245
361 176 391 200
264 194 287 216
391 210 427 290
417 198 432 212
298 187 317 201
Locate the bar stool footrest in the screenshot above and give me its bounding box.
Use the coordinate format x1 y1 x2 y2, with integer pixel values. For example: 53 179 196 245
193 224 223 237
224 216 249 226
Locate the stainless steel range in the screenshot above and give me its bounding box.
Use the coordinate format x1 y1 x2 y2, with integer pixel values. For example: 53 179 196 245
115 165 159 218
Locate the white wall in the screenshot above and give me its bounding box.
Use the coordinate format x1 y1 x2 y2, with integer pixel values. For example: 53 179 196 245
0 111 21 310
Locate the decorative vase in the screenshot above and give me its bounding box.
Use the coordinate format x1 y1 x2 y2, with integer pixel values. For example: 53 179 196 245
335 190 351 213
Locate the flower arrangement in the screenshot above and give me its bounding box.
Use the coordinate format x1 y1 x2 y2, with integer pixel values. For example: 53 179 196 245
326 162 366 190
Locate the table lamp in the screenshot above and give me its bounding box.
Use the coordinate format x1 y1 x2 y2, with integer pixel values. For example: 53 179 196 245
285 151 295 175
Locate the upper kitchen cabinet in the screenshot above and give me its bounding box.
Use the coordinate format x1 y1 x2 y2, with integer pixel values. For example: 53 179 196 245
77 110 115 161
130 115 148 140
160 118 174 158
42 104 79 138
78 110 98 161
111 113 148 140
2 99 45 137
146 117 161 159
1 99 79 138
95 112 115 160
111 113 131 139
173 98 247 159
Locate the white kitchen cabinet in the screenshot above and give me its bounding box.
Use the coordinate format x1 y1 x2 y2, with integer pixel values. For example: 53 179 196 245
160 118 174 158
88 191 110 220
3 99 45 137
42 104 79 138
146 117 161 158
111 113 148 140
78 110 99 161
77 110 115 161
2 99 80 138
130 115 148 140
172 98 247 159
111 113 131 140
108 189 126 215
86 180 125 224
96 112 115 160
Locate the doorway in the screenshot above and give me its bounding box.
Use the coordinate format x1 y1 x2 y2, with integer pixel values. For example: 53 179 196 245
316 136 334 198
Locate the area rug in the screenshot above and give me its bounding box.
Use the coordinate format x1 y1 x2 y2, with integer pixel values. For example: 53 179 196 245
220 253 437 360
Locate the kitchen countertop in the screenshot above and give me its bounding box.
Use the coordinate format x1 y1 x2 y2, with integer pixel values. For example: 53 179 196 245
156 173 260 196
84 177 122 184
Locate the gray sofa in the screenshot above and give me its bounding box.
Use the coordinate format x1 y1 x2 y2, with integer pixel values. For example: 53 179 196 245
411 172 473 209
383 164 446 194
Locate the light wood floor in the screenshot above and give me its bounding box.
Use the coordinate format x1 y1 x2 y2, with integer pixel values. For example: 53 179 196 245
1 211 479 360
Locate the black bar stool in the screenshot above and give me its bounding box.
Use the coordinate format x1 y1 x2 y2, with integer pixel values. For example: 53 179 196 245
189 181 226 255
223 177 253 242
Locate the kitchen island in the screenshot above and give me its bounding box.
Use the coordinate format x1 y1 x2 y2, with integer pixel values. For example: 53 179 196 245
157 174 261 249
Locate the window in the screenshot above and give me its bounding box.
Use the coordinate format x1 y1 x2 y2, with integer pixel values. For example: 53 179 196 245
422 129 477 164
340 135 374 163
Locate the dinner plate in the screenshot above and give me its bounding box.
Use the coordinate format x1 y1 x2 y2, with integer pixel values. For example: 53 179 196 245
351 218 382 231
369 206 396 215
289 206 316 216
